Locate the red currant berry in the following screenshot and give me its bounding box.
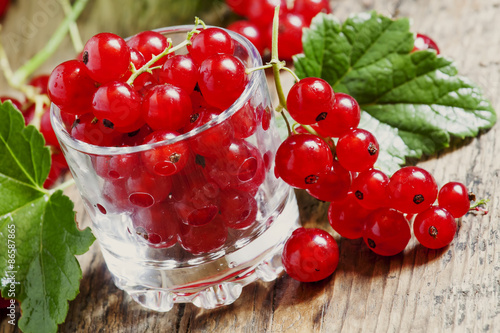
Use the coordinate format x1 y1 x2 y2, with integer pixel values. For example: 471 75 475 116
363 207 411 256
229 101 259 139
261 105 272 131
203 139 266 194
437 182 470 218
286 77 335 125
122 47 157 92
185 107 234 156
413 206 456 249
48 60 97 115
2 97 35 125
126 171 172 208
126 30 172 67
132 203 179 248
120 124 153 146
306 160 351 202
52 149 69 170
225 0 249 16
292 0 331 25
141 83 192 131
275 133 333 189
412 33 440 54
70 113 122 147
93 153 139 181
92 81 143 132
40 106 59 147
247 0 286 27
83 32 130 83
218 188 258 230
227 20 266 55
274 13 306 60
387 166 438 215
336 128 379 172
0 0 10 18
328 192 373 239
0 295 11 309
102 179 131 212
351 168 390 210
282 227 339 282
28 74 50 95
178 215 228 255
141 130 191 176
187 27 235 65
198 54 248 110
170 170 220 226
315 93 361 138
1 96 22 111
44 152 67 189
174 199 219 227
158 54 199 94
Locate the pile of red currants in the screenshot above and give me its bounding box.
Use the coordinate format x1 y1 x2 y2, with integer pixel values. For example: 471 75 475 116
45 19 474 281
48 25 273 254
226 0 330 60
279 75 474 282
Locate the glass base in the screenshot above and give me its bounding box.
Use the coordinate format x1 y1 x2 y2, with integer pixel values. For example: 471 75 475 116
101 190 300 312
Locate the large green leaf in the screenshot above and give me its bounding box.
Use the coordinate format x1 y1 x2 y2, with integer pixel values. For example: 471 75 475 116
294 12 496 173
0 101 95 333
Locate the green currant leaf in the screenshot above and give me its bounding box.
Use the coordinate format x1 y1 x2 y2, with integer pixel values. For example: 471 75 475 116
0 101 95 333
294 11 497 173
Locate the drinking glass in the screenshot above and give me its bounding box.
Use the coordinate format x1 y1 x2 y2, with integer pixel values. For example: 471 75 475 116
50 25 300 312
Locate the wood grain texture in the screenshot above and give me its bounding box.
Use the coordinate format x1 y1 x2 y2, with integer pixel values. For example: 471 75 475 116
1 0 499 332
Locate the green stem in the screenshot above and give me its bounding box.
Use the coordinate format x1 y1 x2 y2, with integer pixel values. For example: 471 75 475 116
127 39 190 86
60 0 84 53
30 95 51 130
281 66 300 82
245 63 273 75
272 60 289 112
268 7 287 106
51 178 76 193
271 6 280 62
10 0 88 87
269 5 295 137
470 198 489 211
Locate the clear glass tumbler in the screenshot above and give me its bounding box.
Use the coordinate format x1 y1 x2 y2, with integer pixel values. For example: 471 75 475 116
50 25 300 312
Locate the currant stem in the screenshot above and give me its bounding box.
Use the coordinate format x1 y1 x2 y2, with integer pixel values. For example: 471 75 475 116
126 18 204 87
281 66 300 82
127 38 190 85
280 111 293 135
469 198 489 214
300 123 336 151
30 95 51 130
60 0 85 53
50 177 76 193
300 124 320 136
9 0 88 87
245 63 273 75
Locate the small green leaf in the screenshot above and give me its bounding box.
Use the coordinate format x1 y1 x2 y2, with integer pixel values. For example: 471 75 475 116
294 12 496 173
0 101 95 333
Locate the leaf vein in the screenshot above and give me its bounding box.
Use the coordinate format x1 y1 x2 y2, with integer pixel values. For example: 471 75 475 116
0 131 39 189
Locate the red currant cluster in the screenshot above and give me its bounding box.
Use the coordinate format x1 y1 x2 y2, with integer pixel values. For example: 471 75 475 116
48 27 250 143
48 26 275 254
412 33 440 54
0 0 9 19
278 76 473 282
226 0 330 60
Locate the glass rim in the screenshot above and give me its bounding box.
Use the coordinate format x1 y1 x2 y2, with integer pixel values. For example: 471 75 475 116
50 24 264 156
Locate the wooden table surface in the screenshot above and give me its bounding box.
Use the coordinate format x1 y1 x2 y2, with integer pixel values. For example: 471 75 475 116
1 0 499 332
